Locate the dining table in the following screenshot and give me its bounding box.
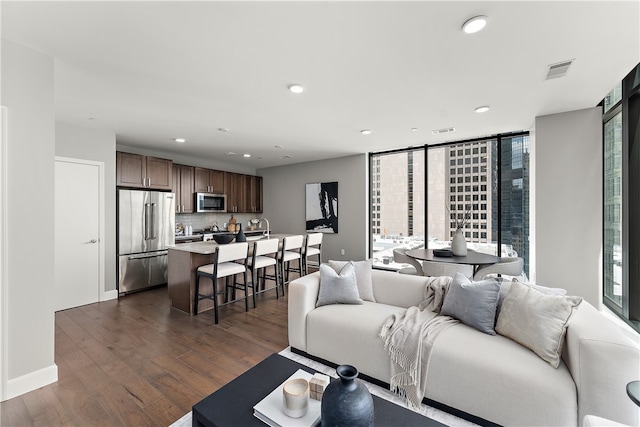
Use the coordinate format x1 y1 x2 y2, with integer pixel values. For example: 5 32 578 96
405 248 501 277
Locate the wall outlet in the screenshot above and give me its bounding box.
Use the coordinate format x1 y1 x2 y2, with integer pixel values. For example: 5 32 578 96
340 249 345 255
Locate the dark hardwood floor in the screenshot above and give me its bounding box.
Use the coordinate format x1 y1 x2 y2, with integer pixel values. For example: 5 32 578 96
1 282 291 426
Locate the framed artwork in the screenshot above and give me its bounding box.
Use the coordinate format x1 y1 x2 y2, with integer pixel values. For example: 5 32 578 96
305 182 338 233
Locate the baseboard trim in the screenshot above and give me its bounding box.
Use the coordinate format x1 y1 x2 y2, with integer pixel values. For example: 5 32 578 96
290 347 498 427
101 289 118 302
4 363 58 401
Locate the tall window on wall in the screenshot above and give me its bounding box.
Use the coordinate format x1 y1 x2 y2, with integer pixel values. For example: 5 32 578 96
370 148 425 259
603 63 640 332
370 132 530 277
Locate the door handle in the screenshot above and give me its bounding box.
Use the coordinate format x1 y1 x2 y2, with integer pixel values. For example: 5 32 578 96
84 239 98 244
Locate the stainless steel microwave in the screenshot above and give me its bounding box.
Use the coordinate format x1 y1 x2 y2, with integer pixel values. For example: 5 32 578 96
195 193 227 213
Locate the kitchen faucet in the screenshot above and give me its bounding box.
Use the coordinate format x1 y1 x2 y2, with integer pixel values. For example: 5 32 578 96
260 218 270 239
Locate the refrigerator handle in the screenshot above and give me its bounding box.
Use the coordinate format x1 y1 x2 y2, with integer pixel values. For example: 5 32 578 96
144 203 152 240
150 203 157 240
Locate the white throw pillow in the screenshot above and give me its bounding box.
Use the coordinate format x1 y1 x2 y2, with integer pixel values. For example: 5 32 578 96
496 280 582 368
316 262 363 307
328 259 376 302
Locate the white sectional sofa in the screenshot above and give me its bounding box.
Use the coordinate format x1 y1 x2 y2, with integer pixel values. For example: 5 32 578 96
288 268 640 426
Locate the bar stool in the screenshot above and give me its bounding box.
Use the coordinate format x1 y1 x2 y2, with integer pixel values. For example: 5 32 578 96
278 235 304 295
247 238 280 306
303 233 323 275
194 242 249 324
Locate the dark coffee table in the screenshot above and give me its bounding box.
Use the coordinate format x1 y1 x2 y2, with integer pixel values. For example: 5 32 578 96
192 353 446 427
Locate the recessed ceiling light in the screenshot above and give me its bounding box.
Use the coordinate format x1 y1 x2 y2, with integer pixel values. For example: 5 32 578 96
174 138 186 143
411 128 418 132
274 145 283 149
288 84 304 94
225 152 237 156
243 154 251 158
361 129 372 135
475 106 490 113
218 127 229 132
462 15 488 34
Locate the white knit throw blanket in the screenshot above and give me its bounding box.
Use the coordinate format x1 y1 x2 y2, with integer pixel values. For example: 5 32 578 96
379 276 458 408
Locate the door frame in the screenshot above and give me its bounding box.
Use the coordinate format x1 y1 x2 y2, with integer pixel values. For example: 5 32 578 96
1 106 8 401
55 156 106 304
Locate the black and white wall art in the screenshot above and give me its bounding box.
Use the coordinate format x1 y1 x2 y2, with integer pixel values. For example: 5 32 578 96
305 182 338 233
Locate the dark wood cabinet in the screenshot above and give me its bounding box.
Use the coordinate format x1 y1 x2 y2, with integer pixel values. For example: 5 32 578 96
116 152 173 190
194 167 225 194
172 164 195 213
117 152 262 213
224 172 262 213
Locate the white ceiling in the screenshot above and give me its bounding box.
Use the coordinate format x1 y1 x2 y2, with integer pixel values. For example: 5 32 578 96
2 1 639 169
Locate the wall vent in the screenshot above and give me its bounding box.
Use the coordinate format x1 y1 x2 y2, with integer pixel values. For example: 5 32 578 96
545 59 574 80
431 127 455 135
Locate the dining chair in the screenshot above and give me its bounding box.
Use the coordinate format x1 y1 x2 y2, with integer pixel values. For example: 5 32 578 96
392 248 424 275
247 238 280 306
278 235 304 295
194 242 249 324
303 233 323 275
473 257 524 281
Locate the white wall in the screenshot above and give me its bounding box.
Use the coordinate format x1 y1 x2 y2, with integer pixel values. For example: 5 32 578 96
258 154 368 262
56 122 117 292
1 40 57 400
534 107 602 306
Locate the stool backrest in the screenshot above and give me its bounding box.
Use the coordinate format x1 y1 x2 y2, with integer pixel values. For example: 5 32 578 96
283 235 304 251
216 242 249 264
254 238 279 257
306 233 323 247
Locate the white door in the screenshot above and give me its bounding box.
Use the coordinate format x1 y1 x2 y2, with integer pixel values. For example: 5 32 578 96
55 158 102 311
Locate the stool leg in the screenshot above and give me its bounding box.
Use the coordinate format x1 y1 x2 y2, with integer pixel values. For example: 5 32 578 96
212 276 219 324
252 269 258 308
243 271 249 311
194 273 200 315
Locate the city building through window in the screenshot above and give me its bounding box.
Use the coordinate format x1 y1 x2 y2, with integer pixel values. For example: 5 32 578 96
370 133 530 276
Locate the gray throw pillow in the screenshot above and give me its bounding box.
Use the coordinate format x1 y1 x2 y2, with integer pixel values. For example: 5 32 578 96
328 259 376 302
496 280 582 368
317 262 363 307
440 272 501 335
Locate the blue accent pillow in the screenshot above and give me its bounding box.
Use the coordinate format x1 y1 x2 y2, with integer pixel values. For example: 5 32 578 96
440 272 501 335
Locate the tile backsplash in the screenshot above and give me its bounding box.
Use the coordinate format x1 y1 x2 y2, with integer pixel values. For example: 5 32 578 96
176 212 264 233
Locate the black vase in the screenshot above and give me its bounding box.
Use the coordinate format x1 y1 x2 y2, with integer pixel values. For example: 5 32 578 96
235 223 246 243
321 365 374 427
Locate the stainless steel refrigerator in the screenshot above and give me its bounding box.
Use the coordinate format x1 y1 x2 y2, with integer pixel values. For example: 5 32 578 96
117 189 175 294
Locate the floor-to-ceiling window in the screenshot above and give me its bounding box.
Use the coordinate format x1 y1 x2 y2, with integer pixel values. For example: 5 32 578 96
370 132 530 276
603 64 640 332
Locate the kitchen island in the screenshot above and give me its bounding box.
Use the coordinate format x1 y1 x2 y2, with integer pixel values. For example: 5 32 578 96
167 234 292 315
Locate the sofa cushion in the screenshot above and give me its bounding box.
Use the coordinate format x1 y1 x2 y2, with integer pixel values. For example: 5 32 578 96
427 322 578 426
328 259 376 302
496 278 567 316
307 301 401 382
316 262 363 307
496 280 582 368
440 273 500 335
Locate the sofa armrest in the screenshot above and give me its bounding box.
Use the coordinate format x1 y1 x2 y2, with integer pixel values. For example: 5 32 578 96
563 302 640 426
288 271 321 352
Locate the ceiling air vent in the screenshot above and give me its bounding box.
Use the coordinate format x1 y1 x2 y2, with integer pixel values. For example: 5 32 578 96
431 127 455 135
545 59 574 80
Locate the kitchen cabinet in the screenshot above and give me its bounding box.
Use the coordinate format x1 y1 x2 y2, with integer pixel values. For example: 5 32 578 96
172 164 195 213
224 172 263 213
248 175 263 213
224 172 246 213
194 167 225 194
116 152 173 190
